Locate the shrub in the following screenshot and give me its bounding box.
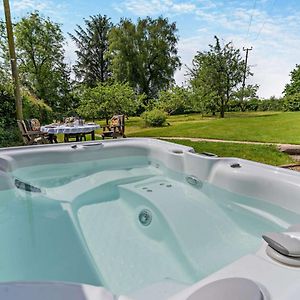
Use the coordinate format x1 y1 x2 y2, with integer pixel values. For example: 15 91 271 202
0 84 54 125
142 109 167 127
23 93 54 123
0 84 16 127
0 84 53 147
0 123 22 148
283 93 300 111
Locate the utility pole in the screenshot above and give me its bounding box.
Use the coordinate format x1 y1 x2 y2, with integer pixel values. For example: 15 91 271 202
3 0 23 120
241 46 253 102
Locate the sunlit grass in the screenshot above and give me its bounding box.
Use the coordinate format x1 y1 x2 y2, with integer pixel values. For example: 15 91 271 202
164 139 294 166
125 111 300 144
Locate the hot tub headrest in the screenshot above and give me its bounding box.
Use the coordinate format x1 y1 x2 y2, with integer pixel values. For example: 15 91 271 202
263 224 300 258
187 278 264 300
263 224 300 266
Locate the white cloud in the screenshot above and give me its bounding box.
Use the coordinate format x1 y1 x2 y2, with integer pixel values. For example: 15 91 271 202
13 0 48 11
114 0 197 16
8 0 68 19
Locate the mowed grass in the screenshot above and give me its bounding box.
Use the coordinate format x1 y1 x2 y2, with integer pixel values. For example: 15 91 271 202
56 111 298 166
164 139 294 166
124 111 300 144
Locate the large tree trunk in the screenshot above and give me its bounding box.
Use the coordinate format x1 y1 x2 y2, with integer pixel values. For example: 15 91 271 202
220 98 225 118
220 108 225 118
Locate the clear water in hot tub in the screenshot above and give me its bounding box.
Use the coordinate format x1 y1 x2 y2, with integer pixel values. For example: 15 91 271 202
2 156 300 295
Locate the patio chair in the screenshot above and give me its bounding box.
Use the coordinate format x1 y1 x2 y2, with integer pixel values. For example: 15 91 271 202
17 120 48 145
102 115 126 139
29 119 58 144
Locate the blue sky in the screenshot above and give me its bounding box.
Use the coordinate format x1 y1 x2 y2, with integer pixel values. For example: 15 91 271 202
1 0 300 97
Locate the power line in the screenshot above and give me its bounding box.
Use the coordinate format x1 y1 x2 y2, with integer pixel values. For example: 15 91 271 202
246 0 258 40
253 0 277 41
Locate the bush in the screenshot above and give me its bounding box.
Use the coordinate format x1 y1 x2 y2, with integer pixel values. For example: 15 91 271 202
142 109 167 127
0 84 54 125
0 84 16 127
0 124 22 148
284 93 300 111
23 93 54 123
0 85 53 147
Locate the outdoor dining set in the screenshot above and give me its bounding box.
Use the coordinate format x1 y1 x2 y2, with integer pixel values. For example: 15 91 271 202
17 115 126 145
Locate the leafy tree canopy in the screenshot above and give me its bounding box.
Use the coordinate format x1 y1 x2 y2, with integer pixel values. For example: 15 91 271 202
233 84 259 111
189 36 250 117
77 82 144 121
15 12 72 112
156 86 191 115
284 92 300 111
284 64 300 97
0 20 10 84
108 16 181 100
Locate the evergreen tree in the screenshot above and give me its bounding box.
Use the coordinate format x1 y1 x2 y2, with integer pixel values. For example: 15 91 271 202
70 15 112 87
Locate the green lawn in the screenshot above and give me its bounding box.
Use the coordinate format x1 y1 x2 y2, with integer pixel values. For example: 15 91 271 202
164 139 294 166
84 111 300 166
122 111 300 144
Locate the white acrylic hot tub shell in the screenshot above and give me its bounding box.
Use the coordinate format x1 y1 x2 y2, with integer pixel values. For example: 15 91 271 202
0 138 300 300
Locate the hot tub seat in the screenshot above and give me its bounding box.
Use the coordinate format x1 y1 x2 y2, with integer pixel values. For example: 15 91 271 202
0 281 115 300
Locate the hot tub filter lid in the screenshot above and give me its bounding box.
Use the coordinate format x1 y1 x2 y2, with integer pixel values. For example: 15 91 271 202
187 277 264 300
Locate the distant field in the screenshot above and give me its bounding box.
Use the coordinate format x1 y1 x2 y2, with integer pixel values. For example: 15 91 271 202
110 111 300 144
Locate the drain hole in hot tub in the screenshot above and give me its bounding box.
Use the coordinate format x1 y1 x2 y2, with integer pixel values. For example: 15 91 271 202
139 209 152 226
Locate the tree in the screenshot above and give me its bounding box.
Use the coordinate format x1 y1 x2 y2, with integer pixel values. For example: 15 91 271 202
14 12 72 112
108 17 181 100
284 64 300 97
77 82 143 122
156 86 190 115
233 84 259 111
69 15 112 87
284 93 300 111
0 20 11 85
189 36 249 118
191 85 218 116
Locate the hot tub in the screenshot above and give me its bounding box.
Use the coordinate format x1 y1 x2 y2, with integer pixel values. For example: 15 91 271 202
0 138 300 300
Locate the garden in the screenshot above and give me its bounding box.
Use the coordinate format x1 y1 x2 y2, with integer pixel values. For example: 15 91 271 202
1 12 300 167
